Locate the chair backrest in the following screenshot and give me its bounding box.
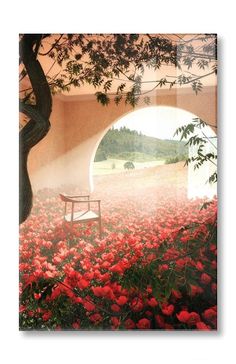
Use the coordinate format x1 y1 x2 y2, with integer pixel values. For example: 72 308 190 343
59 193 90 202
59 193 68 202
59 193 102 237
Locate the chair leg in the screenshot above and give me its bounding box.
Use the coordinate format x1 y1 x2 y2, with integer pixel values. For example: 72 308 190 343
98 218 102 239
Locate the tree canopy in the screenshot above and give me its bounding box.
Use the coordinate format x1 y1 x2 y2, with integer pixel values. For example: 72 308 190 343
95 126 187 161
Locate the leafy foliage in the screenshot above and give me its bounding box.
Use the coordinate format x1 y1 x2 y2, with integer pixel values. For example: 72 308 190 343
165 155 187 165
174 118 217 184
94 149 107 162
20 34 217 109
121 219 217 303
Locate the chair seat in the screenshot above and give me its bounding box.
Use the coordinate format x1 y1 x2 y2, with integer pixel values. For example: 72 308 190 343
59 193 102 237
64 210 99 223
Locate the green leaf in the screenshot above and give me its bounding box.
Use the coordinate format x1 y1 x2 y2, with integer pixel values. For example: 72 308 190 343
164 270 176 299
200 201 213 210
38 284 54 302
144 96 151 105
95 92 110 105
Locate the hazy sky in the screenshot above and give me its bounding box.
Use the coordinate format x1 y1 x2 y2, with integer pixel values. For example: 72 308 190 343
114 106 197 140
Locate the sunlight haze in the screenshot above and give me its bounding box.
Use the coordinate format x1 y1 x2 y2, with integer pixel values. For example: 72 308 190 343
113 106 195 140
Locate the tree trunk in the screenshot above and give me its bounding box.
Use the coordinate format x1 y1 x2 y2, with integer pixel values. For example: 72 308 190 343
19 35 52 224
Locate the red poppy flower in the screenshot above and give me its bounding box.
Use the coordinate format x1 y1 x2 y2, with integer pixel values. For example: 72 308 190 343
200 273 212 285
124 319 136 329
147 297 158 308
176 310 190 323
34 293 41 300
89 313 103 324
72 322 80 329
131 298 144 312
116 296 128 306
196 261 204 271
161 304 174 316
172 290 182 299
83 301 95 312
196 321 210 330
77 278 90 289
136 318 151 329
110 263 124 274
203 308 217 323
188 312 200 325
155 314 165 328
42 311 52 321
111 304 121 312
190 284 204 296
111 317 120 329
92 286 103 297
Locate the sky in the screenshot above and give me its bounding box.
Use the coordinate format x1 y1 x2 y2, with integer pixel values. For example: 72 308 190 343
113 106 197 140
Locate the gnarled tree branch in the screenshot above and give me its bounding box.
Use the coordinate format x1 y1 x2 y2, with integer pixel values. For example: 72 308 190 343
19 34 52 224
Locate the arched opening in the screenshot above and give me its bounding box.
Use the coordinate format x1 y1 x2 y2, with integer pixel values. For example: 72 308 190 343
92 106 217 200
28 88 217 193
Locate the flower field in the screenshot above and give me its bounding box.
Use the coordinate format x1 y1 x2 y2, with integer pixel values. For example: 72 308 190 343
19 163 217 330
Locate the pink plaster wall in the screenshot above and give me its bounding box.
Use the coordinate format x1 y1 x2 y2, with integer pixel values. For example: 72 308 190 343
27 86 217 191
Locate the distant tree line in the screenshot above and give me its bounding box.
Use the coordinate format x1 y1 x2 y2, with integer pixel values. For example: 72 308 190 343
94 126 188 162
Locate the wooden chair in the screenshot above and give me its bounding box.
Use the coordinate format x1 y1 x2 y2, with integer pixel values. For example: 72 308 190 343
59 194 102 238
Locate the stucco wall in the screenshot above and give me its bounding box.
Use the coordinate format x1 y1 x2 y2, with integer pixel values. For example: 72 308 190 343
28 86 217 192
28 97 65 174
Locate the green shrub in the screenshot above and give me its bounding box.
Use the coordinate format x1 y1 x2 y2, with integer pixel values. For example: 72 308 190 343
124 161 135 170
165 154 187 165
112 152 156 162
94 149 107 162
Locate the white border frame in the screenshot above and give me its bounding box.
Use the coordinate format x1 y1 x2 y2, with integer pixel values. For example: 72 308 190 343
0 1 235 363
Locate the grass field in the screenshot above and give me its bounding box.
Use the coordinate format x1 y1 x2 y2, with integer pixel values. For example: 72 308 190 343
92 161 188 202
93 158 165 176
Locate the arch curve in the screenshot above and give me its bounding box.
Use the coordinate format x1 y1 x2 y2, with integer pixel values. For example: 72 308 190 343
90 105 216 194
28 86 217 192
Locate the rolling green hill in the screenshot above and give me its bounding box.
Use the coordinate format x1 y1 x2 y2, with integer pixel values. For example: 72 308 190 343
95 126 187 163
